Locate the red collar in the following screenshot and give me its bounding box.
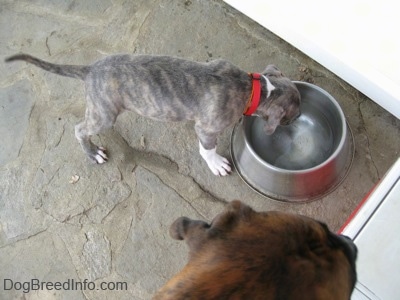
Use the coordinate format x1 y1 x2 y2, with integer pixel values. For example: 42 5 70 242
243 73 262 116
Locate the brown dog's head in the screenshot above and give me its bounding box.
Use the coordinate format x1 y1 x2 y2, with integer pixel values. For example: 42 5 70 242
256 65 301 135
154 200 357 300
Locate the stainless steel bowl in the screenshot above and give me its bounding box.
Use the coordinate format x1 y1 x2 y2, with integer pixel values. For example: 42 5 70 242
231 81 354 202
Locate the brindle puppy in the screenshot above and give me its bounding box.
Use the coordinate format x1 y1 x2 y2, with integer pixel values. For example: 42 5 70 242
5 54 300 176
154 200 357 300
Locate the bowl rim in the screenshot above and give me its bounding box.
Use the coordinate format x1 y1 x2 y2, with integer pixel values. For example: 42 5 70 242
242 81 348 174
230 122 355 202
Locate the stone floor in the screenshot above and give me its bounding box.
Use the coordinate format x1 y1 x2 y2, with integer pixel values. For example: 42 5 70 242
1 0 399 299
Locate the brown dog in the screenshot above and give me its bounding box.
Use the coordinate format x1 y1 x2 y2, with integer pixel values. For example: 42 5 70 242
154 200 357 300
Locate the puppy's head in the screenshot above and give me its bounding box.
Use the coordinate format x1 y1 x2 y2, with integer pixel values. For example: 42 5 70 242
155 200 357 300
257 65 301 135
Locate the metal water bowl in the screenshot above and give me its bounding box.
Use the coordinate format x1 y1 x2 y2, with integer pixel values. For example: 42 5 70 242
231 81 354 202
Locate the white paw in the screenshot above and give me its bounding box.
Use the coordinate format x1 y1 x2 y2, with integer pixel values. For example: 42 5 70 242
95 147 108 164
199 143 231 176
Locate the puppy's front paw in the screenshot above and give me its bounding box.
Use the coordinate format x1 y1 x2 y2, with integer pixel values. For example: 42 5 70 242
199 145 231 176
210 154 231 176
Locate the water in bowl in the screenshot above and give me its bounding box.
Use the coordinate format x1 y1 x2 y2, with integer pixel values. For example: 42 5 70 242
249 102 334 170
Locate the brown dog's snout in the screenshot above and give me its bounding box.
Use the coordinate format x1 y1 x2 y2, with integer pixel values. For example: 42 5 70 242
337 234 358 265
328 233 358 262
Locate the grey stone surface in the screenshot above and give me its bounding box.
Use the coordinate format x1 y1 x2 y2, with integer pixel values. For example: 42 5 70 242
0 0 399 299
0 79 34 165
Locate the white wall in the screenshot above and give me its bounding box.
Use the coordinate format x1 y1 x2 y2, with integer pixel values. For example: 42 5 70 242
225 0 400 119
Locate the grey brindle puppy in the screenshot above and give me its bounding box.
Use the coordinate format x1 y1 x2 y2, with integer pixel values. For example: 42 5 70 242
5 54 300 176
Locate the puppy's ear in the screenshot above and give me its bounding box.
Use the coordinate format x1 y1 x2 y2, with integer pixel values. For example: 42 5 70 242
264 105 285 135
262 64 283 77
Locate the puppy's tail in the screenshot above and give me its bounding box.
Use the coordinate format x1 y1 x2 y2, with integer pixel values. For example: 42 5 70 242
5 54 89 80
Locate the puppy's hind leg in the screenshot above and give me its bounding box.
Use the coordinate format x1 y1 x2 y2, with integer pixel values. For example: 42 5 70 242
75 107 116 164
195 124 231 176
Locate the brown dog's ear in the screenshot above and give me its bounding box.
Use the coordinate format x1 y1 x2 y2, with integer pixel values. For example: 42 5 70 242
169 217 209 240
208 200 254 236
170 217 211 255
170 217 191 240
228 200 254 219
264 105 285 135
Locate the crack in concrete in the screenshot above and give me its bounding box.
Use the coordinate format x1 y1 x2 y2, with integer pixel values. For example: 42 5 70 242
0 229 47 249
14 101 37 161
37 205 70 224
45 37 51 56
111 129 228 210
357 100 380 180
55 230 83 282
62 204 90 225
6 1 106 27
190 177 229 206
53 123 66 148
140 164 226 220
151 176 208 219
135 10 152 45
100 189 133 224
120 213 135 261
